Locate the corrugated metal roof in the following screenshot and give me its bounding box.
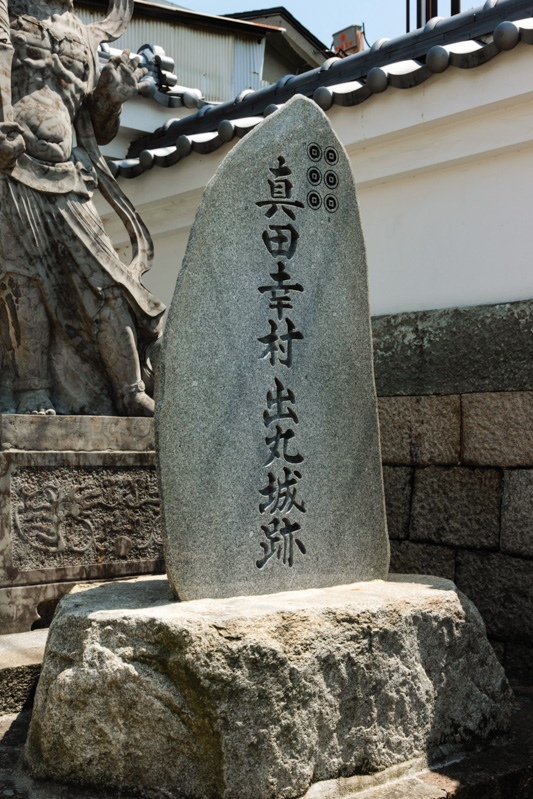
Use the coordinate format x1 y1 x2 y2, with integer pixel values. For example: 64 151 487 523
232 36 269 96
80 7 272 102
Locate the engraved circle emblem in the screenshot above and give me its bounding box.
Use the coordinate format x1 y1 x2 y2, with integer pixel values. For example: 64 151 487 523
325 146 338 165
307 143 322 161
325 170 338 190
307 191 322 210
325 194 338 213
307 167 322 186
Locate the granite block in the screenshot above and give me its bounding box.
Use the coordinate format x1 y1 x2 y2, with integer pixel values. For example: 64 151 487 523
355 778 446 799
462 392 533 467
372 300 533 397
0 664 40 713
25 575 512 799
389 541 455 581
378 395 460 466
455 551 533 644
410 467 501 549
501 470 533 557
157 95 388 600
382 467 412 540
0 415 155 452
488 638 506 667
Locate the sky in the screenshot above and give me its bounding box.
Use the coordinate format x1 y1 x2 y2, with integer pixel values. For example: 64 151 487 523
176 0 459 50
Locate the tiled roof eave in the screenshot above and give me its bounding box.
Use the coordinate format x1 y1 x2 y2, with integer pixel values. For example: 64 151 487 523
113 0 533 179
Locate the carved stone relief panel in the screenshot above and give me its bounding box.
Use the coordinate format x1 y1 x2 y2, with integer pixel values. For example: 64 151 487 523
11 466 162 571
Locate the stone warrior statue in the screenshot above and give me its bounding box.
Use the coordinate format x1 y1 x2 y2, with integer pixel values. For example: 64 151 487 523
0 0 165 416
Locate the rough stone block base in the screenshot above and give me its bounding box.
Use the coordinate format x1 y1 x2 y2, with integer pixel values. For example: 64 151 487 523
25 575 513 799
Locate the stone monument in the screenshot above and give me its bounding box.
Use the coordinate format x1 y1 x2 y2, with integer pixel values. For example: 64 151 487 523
0 0 166 632
0 0 164 417
156 95 389 599
24 96 514 799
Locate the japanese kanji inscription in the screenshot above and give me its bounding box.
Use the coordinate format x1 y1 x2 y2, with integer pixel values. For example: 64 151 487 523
157 95 389 600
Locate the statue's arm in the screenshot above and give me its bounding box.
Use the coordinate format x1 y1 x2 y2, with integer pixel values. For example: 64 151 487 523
87 50 148 145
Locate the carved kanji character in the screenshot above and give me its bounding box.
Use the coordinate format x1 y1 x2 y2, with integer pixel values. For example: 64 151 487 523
263 377 298 427
256 156 301 214
269 156 292 178
258 318 303 368
256 516 306 568
264 425 303 466
256 197 304 220
258 261 303 320
262 224 299 259
259 467 306 514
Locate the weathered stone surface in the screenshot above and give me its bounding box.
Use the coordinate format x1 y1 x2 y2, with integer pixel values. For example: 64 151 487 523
501 470 533 557
0 415 155 452
25 575 512 799
0 436 163 632
10 465 161 572
410 467 501 549
0 664 40 714
356 779 446 799
8 693 533 799
382 467 412 540
488 638 506 667
1 450 162 587
417 687 533 799
455 551 533 644
301 758 432 799
372 300 533 397
378 396 460 465
0 629 47 713
157 96 388 600
505 641 533 681
0 582 79 634
389 541 455 581
462 392 533 467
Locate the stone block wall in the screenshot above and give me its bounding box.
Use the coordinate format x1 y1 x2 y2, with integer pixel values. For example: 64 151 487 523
373 301 533 681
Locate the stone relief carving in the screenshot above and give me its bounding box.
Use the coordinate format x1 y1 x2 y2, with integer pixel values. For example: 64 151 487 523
11 466 162 569
0 0 165 416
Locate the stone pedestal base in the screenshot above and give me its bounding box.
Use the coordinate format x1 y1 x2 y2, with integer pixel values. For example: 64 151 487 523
0 415 163 633
25 575 513 799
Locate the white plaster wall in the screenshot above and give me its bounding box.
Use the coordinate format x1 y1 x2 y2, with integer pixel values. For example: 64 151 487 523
97 42 533 318
360 145 533 316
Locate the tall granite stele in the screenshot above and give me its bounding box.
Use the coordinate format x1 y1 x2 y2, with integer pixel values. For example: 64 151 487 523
156 95 389 599
25 97 513 799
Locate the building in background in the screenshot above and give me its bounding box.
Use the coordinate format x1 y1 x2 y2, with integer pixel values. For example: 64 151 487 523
77 0 332 103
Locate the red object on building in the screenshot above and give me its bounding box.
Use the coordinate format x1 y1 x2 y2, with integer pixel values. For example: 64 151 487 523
332 24 364 55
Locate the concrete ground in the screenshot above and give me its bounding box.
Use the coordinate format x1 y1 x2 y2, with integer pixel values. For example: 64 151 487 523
0 630 532 799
